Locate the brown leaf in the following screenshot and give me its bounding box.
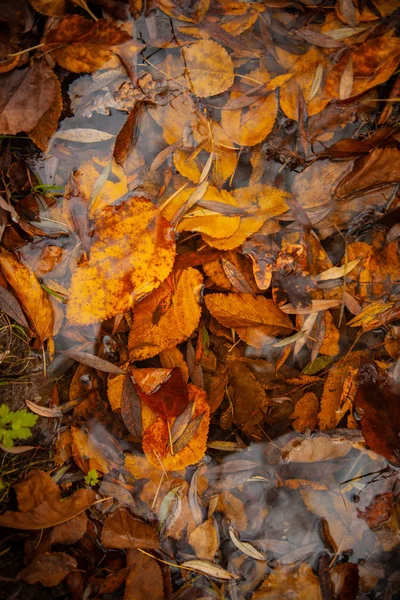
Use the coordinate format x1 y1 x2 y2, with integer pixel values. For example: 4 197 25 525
0 249 54 342
228 360 268 436
124 549 164 600
205 293 293 349
357 492 393 529
18 552 77 587
102 508 160 549
50 512 88 545
354 362 400 465
45 15 135 73
0 470 96 529
291 392 319 433
0 284 29 328
28 0 66 16
188 518 219 560
121 375 143 440
63 350 125 374
0 60 59 135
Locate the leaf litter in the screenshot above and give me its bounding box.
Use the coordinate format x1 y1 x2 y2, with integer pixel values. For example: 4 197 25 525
0 0 399 598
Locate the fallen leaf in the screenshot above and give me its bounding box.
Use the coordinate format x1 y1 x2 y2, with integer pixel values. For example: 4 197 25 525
291 392 319 433
181 559 239 580
182 40 234 98
18 552 77 587
318 362 359 430
205 293 293 349
189 518 219 560
0 470 96 529
128 268 203 361
44 15 134 73
152 0 210 23
357 492 393 529
0 60 60 135
124 549 164 600
0 249 54 342
63 350 125 374
102 508 160 549
142 384 210 471
253 563 322 599
50 512 88 545
136 368 190 420
67 198 175 325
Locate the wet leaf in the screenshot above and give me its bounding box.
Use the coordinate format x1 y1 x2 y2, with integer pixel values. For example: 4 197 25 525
54 128 115 143
0 60 60 135
18 552 77 587
67 198 175 325
188 518 219 560
124 549 164 600
0 249 54 342
205 293 293 349
182 40 234 98
142 384 210 471
121 375 143 440
181 559 239 580
102 508 160 549
45 15 134 73
128 268 203 361
0 470 96 529
136 368 190 420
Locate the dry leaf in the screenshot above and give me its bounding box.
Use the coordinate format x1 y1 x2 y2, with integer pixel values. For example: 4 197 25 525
182 40 234 98
291 392 319 433
188 518 219 560
124 549 164 600
128 268 203 361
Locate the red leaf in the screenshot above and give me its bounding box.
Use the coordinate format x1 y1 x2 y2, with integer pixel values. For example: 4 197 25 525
136 367 189 420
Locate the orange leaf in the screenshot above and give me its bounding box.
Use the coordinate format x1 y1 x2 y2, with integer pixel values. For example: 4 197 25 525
0 249 54 342
128 267 203 361
142 384 210 471
67 198 175 325
205 293 293 349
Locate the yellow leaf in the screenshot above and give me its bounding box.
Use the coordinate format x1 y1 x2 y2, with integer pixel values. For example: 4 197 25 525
128 268 203 361
188 518 219 560
162 185 240 239
0 249 54 342
67 198 175 325
202 184 289 250
182 40 234 97
142 384 210 471
221 68 277 146
173 148 202 183
319 311 340 357
71 426 109 474
75 157 128 218
205 293 293 349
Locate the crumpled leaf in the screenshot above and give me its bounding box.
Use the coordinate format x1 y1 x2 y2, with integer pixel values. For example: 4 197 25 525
142 384 210 471
0 470 96 530
101 508 159 549
0 249 54 342
44 15 136 73
18 552 77 587
0 60 60 135
67 198 175 325
129 268 203 361
205 293 293 349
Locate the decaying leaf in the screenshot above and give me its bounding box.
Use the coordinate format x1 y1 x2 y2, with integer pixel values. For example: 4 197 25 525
18 552 77 587
102 508 159 549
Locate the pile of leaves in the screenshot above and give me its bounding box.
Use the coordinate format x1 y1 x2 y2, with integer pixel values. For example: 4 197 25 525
0 0 399 597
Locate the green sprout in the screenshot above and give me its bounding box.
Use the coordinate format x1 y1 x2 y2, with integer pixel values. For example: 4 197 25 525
0 405 38 448
84 469 99 487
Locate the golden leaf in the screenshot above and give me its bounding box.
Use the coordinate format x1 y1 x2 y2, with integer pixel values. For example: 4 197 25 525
291 392 319 433
75 157 128 218
188 518 219 560
318 363 359 430
128 268 203 361
319 311 340 357
202 184 289 250
182 40 234 97
205 293 293 349
0 249 54 342
221 68 277 146
67 198 175 325
142 385 210 471
71 426 109 474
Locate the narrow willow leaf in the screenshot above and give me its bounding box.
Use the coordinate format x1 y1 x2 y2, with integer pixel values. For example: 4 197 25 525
228 526 266 561
308 63 324 101
315 259 359 281
62 350 125 374
181 559 240 580
172 413 204 454
25 399 63 418
55 128 115 143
